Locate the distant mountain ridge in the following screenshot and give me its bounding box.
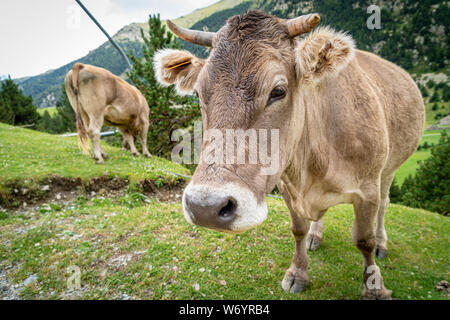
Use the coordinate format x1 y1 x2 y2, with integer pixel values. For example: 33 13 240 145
14 0 450 108
14 0 246 108
13 25 144 108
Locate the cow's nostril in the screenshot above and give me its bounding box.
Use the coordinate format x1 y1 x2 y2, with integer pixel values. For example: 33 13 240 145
218 198 237 220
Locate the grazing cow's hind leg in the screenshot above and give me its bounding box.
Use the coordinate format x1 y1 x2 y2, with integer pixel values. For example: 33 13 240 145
306 215 325 251
353 183 392 300
375 173 394 259
88 124 104 164
122 139 129 151
280 184 310 294
140 121 151 158
118 129 129 151
122 131 140 156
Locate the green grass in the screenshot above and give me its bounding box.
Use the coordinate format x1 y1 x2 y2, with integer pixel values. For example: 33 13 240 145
0 197 448 300
394 93 449 183
425 101 449 128
0 123 189 185
393 90 449 183
0 123 448 300
394 130 445 184
37 107 57 117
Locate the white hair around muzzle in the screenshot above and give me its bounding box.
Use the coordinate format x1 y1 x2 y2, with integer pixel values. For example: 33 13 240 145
182 182 268 233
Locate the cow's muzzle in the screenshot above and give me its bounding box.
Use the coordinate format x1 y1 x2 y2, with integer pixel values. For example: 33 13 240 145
182 182 268 233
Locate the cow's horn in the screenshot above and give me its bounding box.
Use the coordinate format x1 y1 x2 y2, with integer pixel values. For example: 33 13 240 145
166 20 215 47
285 13 321 37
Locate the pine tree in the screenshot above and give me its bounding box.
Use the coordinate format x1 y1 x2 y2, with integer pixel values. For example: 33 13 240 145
0 94 14 125
419 84 429 98
429 90 440 103
443 84 450 102
388 177 402 204
0 77 40 126
400 131 450 215
41 110 52 132
127 14 200 158
54 85 76 133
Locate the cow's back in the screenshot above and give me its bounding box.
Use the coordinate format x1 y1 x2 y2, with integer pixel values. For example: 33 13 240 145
65 64 148 121
352 50 425 173
322 50 425 178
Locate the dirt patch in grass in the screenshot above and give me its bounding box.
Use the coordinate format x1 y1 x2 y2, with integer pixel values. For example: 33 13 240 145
0 174 186 211
139 179 185 202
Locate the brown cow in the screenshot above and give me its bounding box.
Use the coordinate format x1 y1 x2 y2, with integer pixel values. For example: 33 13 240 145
65 63 151 163
154 11 424 299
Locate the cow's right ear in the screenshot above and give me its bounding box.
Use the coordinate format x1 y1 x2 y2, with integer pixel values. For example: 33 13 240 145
153 49 205 95
295 27 355 85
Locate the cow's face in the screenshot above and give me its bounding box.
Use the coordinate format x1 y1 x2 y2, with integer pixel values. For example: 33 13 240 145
154 11 354 233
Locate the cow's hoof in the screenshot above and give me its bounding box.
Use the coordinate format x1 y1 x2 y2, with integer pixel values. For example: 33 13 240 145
132 152 140 157
281 268 308 294
362 287 392 300
375 247 387 259
95 159 104 164
306 235 322 251
143 153 152 158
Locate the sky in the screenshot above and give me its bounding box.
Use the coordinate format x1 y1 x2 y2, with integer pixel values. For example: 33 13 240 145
0 0 218 79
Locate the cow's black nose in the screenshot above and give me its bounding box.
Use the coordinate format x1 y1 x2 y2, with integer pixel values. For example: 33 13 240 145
185 194 237 229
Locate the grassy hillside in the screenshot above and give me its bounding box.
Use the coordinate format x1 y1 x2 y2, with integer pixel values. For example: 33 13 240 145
173 0 249 28
395 130 446 183
425 102 450 127
37 107 57 117
0 123 188 205
0 190 448 300
0 124 448 300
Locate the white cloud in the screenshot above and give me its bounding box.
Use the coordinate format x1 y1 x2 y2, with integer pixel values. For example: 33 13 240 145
0 0 218 78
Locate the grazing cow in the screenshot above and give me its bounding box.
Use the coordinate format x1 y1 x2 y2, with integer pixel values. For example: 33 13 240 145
65 63 151 163
154 11 424 299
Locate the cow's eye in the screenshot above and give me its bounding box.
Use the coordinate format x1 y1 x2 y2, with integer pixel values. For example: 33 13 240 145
268 86 286 105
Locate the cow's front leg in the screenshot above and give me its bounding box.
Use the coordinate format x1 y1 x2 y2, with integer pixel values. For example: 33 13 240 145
279 182 310 293
353 184 392 300
282 205 310 293
306 215 324 251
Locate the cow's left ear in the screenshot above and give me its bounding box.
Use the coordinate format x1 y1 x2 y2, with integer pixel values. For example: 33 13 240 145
153 49 205 95
295 27 355 85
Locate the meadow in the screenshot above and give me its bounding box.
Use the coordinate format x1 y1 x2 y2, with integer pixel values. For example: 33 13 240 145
394 130 445 183
37 107 57 118
0 123 448 300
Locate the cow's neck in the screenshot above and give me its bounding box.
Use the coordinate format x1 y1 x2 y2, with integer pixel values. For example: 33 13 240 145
281 82 334 221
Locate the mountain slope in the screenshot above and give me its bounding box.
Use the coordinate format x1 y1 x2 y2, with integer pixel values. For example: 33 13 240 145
0 124 448 300
15 0 247 108
16 37 143 109
182 0 449 72
15 0 450 108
